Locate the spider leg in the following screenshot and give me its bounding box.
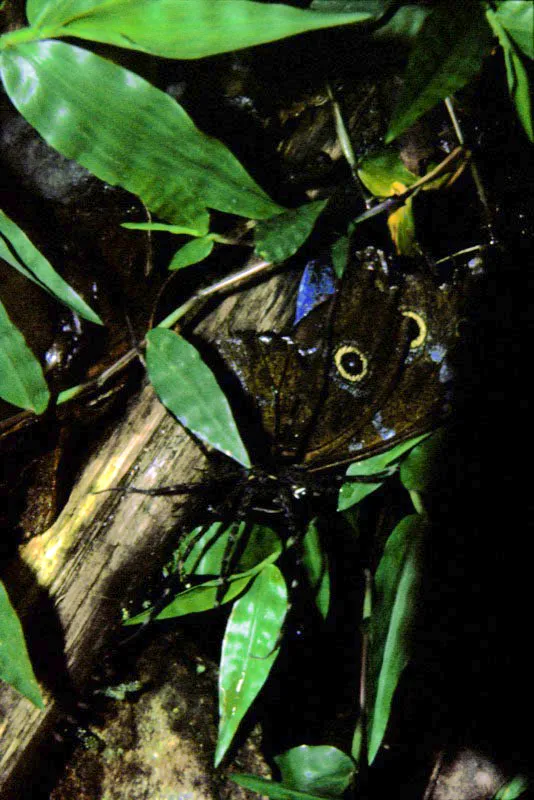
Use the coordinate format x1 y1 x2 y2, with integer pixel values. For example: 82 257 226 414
96 474 239 498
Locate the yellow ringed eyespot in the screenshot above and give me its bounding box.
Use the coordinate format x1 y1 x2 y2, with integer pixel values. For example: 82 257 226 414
402 310 427 349
334 345 368 382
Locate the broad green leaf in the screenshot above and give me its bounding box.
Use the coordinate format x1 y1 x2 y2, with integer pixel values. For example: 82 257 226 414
254 200 328 264
487 9 533 142
0 299 49 413
386 1 494 143
126 573 253 624
23 0 377 59
275 745 355 797
0 41 284 232
301 520 330 620
0 580 44 707
216 564 288 766
495 2 534 59
399 427 446 493
0 210 102 324
494 775 529 800
169 237 214 270
338 432 431 511
146 328 251 467
358 150 417 198
231 773 332 800
371 4 428 43
126 525 282 624
367 514 428 763
177 522 282 578
330 234 350 279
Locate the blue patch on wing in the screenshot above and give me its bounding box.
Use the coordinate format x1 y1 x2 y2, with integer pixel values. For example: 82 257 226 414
294 259 336 326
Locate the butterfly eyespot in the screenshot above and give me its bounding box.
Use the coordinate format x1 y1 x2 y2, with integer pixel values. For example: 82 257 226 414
402 310 427 349
334 345 368 382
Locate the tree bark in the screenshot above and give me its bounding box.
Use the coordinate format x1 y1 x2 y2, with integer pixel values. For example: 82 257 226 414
0 265 297 797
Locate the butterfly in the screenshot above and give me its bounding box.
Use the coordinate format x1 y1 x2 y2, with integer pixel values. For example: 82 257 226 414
215 248 463 483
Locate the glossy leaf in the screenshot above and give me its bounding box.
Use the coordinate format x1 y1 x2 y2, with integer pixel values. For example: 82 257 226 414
216 564 288 766
178 522 282 578
494 775 529 800
0 580 44 708
301 520 330 620
371 3 428 43
0 209 102 324
358 150 417 198
399 427 446 493
0 299 49 413
231 773 332 800
23 0 377 59
494 1 534 59
338 432 431 510
146 328 251 467
126 524 283 624
275 745 355 797
0 41 284 232
385 1 493 143
254 200 328 263
487 9 533 142
125 573 254 624
169 236 214 270
367 514 428 763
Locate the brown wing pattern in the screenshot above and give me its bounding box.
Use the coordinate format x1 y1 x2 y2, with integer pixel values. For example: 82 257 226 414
216 255 464 471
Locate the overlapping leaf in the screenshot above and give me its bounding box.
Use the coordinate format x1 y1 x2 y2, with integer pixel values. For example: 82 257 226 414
216 564 287 765
0 299 49 413
275 745 355 797
494 1 534 59
386 1 493 143
146 328 251 467
0 41 284 232
23 0 377 59
301 520 330 620
0 580 44 707
0 209 102 324
366 514 428 763
338 432 431 510
254 200 329 264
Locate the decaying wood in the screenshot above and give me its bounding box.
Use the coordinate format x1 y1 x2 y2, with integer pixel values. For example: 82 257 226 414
0 266 298 797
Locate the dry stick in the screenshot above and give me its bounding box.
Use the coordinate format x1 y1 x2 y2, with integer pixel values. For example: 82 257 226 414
55 256 275 407
444 96 497 244
326 82 374 208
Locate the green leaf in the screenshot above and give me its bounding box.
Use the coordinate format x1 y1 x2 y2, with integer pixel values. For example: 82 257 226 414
121 222 203 235
0 299 50 413
399 427 446 493
367 514 428 763
126 573 254 624
301 520 330 620
23 0 377 59
178 522 282 578
0 580 44 708
358 150 417 197
231 773 332 800
487 9 533 142
0 41 284 232
146 328 251 467
275 745 355 797
254 200 328 263
216 564 288 766
330 234 350 279
371 4 429 44
169 237 214 270
338 432 431 511
495 1 534 59
0 210 102 324
386 1 494 143
126 524 282 624
494 775 529 800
